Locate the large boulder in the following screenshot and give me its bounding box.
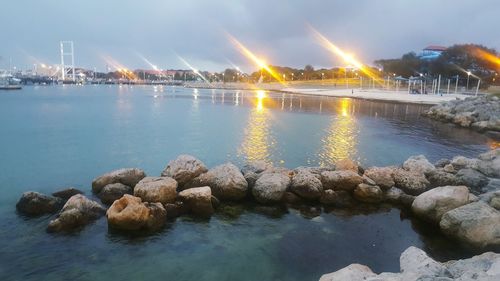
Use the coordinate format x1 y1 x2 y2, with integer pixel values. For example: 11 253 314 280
320 190 354 207
241 160 272 175
320 170 363 191
16 192 63 216
363 166 395 190
353 184 383 203
456 168 490 191
477 149 500 178
440 201 500 248
52 187 83 200
178 186 214 217
384 187 415 207
403 155 435 175
399 246 448 278
107 194 166 231
160 155 207 187
426 169 460 188
252 172 290 203
393 169 430 195
97 183 132 205
411 185 470 223
290 170 323 200
133 177 178 205
47 195 106 232
92 168 146 194
450 156 479 171
194 163 248 201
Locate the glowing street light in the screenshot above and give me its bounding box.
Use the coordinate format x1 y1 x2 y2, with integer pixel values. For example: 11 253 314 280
466 71 472 90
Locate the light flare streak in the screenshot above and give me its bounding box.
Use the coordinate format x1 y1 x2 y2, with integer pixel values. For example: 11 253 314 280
177 55 211 85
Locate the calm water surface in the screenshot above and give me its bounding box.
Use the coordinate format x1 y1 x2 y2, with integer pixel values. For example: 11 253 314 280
0 85 496 281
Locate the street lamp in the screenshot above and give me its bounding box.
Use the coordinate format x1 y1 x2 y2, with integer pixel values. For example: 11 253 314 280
291 73 294 81
321 72 324 81
466 71 471 90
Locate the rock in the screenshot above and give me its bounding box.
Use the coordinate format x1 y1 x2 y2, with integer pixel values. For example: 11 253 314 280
107 194 166 231
319 245 500 281
203 163 248 201
320 190 354 207
290 170 323 200
178 186 214 217
490 197 500 210
252 172 290 203
434 158 451 168
16 192 63 216
362 175 376 186
403 155 435 175
453 111 475 127
426 169 460 188
456 168 489 191
282 191 302 204
393 169 430 196
384 187 404 203
411 185 470 223
472 121 489 132
477 150 500 177
97 183 132 205
133 177 178 205
319 264 376 281
353 184 383 203
164 201 189 219
51 187 83 200
363 166 395 190
160 154 207 187
443 164 456 173
334 159 358 172
450 156 479 171
399 246 448 278
244 171 260 190
440 201 500 248
320 170 364 191
92 168 146 194
241 160 272 175
294 166 333 175
47 195 105 232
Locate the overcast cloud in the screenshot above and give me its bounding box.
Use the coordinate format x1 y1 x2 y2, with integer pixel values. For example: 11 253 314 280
1 0 499 72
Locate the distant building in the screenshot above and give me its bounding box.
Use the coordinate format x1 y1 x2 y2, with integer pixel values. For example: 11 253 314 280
419 45 447 60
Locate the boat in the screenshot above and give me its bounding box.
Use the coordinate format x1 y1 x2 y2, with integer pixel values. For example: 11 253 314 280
0 71 22 90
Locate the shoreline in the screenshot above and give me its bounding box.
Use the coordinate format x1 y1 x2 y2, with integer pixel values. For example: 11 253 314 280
184 82 476 105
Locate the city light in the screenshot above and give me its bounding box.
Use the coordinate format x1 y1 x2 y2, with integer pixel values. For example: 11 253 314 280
226 33 286 85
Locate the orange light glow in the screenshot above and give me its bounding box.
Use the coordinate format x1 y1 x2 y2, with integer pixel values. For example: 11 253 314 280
226 33 287 85
308 26 382 84
472 48 500 69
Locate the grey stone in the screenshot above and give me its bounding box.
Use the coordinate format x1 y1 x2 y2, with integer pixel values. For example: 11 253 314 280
160 154 207 186
92 168 146 194
16 191 63 216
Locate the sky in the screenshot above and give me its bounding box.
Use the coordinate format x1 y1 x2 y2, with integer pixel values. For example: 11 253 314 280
1 0 499 72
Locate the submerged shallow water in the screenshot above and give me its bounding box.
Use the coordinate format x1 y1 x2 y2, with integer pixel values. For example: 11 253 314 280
0 85 496 281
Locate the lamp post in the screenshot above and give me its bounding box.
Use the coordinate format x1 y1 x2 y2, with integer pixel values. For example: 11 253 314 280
466 71 471 90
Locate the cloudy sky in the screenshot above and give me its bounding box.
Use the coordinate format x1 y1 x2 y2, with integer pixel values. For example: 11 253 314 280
1 0 499 72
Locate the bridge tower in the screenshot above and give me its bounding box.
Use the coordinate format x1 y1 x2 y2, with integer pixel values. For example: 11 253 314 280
60 41 75 81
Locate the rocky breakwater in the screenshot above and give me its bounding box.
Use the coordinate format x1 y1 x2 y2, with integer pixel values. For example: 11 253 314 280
15 151 500 249
424 95 500 137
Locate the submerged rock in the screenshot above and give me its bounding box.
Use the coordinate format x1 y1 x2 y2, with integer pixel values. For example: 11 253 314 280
393 169 430 195
134 177 178 205
320 170 363 191
411 185 470 223
160 154 207 187
290 169 323 200
51 187 83 200
252 172 290 203
47 194 106 233
178 186 214 217
363 166 395 190
440 201 500 248
97 183 132 205
92 168 146 194
107 194 166 231
16 192 63 216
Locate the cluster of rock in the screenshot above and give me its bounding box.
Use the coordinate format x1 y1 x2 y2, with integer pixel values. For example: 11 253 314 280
16 151 500 248
424 95 500 136
319 246 500 281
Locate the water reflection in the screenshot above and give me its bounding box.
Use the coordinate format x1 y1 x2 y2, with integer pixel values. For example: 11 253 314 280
239 91 275 163
318 98 359 166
